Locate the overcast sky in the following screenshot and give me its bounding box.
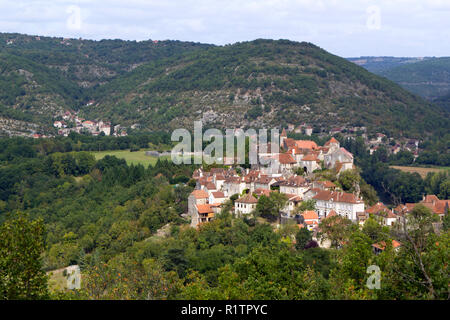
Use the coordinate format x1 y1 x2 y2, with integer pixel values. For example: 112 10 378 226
0 0 449 57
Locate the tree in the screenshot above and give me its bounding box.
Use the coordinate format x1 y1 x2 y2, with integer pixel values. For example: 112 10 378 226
318 215 353 248
295 199 316 214
338 169 360 193
0 214 49 299
395 204 442 299
83 255 182 300
163 248 189 278
341 231 373 285
360 180 379 206
296 227 312 250
362 217 386 242
254 192 288 223
443 211 450 232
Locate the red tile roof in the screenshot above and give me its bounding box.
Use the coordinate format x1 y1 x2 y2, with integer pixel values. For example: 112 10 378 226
190 190 209 199
236 194 258 204
372 240 402 251
302 153 318 161
295 140 318 150
340 147 354 159
316 180 336 188
286 194 302 202
278 153 296 164
313 190 361 204
255 175 272 184
324 137 339 146
254 188 273 197
325 210 337 218
211 191 225 198
196 204 213 214
210 168 225 175
423 195 440 203
279 175 306 187
283 138 296 149
206 182 217 190
395 199 450 216
302 210 319 220
366 202 390 215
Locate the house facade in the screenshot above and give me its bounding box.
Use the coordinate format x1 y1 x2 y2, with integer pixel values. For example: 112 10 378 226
313 190 365 221
235 194 258 217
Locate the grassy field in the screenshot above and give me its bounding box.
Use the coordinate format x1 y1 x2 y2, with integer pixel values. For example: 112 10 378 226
91 149 204 167
92 149 170 167
390 165 449 178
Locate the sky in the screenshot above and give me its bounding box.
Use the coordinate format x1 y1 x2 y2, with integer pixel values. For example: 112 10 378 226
0 0 449 57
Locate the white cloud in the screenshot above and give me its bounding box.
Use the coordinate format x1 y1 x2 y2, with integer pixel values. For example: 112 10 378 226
0 0 448 57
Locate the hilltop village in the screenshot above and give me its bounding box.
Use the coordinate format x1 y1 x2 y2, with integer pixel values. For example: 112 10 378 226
188 130 449 249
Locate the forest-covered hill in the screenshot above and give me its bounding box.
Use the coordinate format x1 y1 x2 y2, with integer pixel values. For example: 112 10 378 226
0 33 211 134
86 39 448 139
0 33 449 140
379 57 450 103
347 56 434 74
348 56 450 109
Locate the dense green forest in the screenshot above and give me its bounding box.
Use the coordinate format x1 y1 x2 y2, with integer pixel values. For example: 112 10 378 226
346 56 434 74
435 91 450 112
378 57 450 102
0 33 449 300
0 135 449 300
348 56 450 106
1 33 449 144
87 39 449 139
0 32 211 133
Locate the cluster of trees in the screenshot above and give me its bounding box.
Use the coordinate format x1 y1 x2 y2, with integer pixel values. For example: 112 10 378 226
2 201 448 300
377 147 450 167
0 135 199 278
0 129 448 300
0 132 172 159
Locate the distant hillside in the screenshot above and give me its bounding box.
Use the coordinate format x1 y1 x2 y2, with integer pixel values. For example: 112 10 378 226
86 39 448 139
434 92 450 111
0 33 212 88
347 56 434 74
0 34 449 140
379 57 450 102
0 33 212 134
0 53 84 121
348 56 450 104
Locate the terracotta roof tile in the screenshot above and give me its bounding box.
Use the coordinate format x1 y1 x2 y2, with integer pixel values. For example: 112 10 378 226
278 153 296 164
211 191 225 198
366 202 390 214
190 189 209 199
295 140 318 150
206 182 217 190
372 240 402 251
196 204 213 214
324 137 339 146
302 153 318 161
236 193 258 204
302 210 319 220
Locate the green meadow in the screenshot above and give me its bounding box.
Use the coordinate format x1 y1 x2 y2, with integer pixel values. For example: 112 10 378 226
92 149 169 167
